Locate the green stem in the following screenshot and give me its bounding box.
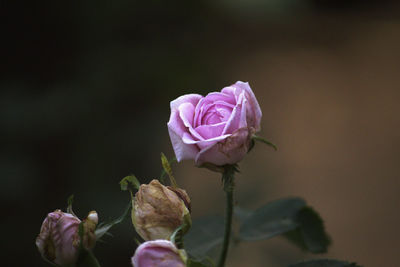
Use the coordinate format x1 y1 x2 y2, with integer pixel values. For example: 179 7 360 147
217 165 236 267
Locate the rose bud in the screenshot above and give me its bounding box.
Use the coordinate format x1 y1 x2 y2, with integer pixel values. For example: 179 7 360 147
167 81 262 167
131 240 187 267
132 179 191 241
36 210 98 266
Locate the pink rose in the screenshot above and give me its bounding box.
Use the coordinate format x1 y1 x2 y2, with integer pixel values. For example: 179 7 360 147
167 81 262 166
36 210 98 266
131 240 187 267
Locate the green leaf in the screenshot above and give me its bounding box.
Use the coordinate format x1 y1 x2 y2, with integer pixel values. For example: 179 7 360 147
285 207 331 253
238 198 331 254
120 175 140 191
160 152 177 187
184 216 225 260
289 259 362 267
234 206 253 222
239 198 306 241
252 135 278 151
95 201 132 240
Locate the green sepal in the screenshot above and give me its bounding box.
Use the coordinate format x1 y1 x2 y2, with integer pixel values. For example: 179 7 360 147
170 210 192 249
120 175 140 191
66 194 77 217
94 201 132 241
171 225 184 248
76 222 101 267
160 152 178 187
252 135 277 151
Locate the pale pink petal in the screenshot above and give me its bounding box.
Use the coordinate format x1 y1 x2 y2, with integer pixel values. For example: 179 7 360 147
204 92 236 105
178 102 195 127
232 81 262 131
222 92 247 135
194 98 211 127
182 132 230 150
167 110 186 137
132 240 185 267
239 97 248 129
221 86 236 98
195 122 226 140
170 94 202 111
167 110 199 161
177 103 205 141
168 125 199 162
195 127 251 166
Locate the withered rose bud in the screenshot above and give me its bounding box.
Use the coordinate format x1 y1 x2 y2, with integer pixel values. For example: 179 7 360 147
131 240 187 267
132 179 191 241
36 210 98 266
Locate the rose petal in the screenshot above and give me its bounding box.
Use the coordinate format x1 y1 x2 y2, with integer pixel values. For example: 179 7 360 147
178 103 204 141
195 122 226 140
194 98 211 127
222 92 247 134
220 86 236 98
182 132 230 150
232 81 262 131
178 102 195 126
239 97 248 129
194 92 235 127
167 110 186 137
167 112 199 162
204 92 236 105
170 94 202 111
132 240 185 267
195 127 251 166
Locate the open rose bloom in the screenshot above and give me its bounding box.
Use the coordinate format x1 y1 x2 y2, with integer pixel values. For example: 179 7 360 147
168 81 262 166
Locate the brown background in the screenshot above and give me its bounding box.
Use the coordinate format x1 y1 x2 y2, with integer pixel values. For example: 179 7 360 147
1 1 399 266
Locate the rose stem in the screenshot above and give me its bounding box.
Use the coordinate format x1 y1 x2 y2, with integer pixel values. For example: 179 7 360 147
217 165 236 267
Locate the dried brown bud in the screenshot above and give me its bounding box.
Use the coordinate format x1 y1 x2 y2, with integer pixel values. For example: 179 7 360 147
132 179 191 241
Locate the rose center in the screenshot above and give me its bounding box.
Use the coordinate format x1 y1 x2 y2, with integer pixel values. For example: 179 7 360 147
201 104 232 126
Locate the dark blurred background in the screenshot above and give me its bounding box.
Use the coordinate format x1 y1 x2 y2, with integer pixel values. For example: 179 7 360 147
1 0 400 266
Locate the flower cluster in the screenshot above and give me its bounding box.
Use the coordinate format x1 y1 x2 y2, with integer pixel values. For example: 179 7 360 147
130 179 191 266
129 81 261 266
36 81 265 267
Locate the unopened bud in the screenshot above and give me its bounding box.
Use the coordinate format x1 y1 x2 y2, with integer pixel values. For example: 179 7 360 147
132 179 191 241
131 240 187 267
36 210 98 266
